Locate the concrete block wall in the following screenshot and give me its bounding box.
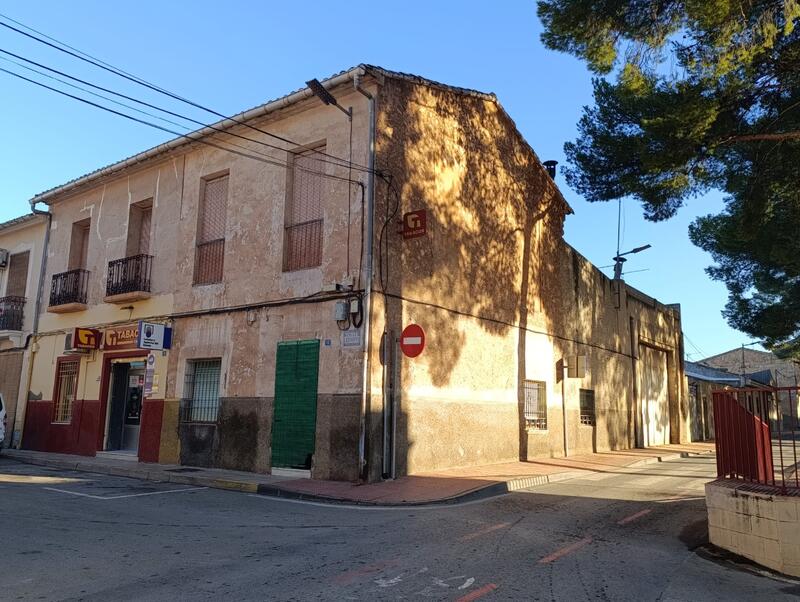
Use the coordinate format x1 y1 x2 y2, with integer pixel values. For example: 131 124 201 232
706 480 800 577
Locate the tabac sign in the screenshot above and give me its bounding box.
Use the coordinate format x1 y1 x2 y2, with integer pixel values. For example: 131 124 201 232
104 324 139 351
72 327 101 350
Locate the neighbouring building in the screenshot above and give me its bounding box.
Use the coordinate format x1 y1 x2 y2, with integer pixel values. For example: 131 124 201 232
20 65 691 481
701 347 799 427
0 213 48 448
684 360 774 442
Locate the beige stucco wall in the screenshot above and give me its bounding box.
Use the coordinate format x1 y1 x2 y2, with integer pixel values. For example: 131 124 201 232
0 216 47 344
26 81 375 476
21 70 688 480
370 78 687 477
0 215 48 446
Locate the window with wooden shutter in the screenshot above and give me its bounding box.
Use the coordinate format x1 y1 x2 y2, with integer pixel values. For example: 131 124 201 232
194 175 228 285
283 147 325 271
68 219 90 270
126 199 153 257
6 251 29 297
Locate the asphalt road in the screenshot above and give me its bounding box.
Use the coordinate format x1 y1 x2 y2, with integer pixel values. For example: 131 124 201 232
1 454 798 601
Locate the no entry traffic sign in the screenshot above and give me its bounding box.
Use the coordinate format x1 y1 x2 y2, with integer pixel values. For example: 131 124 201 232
400 323 425 358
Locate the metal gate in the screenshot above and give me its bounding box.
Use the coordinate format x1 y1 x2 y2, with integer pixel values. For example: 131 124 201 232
271 339 320 470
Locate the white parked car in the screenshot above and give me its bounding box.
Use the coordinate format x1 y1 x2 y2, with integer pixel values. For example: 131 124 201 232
0 393 6 446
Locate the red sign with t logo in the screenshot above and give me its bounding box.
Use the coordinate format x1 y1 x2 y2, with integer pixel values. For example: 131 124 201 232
400 210 427 239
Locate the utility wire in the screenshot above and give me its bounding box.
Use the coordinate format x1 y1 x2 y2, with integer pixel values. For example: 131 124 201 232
0 66 361 186
0 46 365 176
0 54 190 130
0 14 373 173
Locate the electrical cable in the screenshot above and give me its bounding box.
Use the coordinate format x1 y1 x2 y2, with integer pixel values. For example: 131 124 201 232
0 54 190 131
0 46 363 176
0 66 360 186
378 176 402 292
0 14 373 173
379 290 637 360
346 111 353 278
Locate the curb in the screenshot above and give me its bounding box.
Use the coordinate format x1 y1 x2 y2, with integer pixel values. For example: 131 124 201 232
2 448 714 507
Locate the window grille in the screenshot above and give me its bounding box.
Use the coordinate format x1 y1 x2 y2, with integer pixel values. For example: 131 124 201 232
284 147 325 271
524 380 547 429
181 359 221 423
579 389 596 426
194 175 228 285
53 360 79 423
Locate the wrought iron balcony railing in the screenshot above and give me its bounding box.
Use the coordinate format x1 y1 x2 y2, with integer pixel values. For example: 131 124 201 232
106 254 153 297
0 296 25 331
49 269 89 307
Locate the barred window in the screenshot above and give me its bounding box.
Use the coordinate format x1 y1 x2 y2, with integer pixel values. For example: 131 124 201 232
194 175 228 285
524 380 547 429
53 359 79 423
579 389 596 426
283 146 325 271
181 359 221 423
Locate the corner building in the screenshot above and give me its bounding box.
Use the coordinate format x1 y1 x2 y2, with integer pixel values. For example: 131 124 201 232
22 65 690 481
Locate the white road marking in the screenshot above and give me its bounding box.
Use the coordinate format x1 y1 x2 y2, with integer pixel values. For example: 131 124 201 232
43 486 207 500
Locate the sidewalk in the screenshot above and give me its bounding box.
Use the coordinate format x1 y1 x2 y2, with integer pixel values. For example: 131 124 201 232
2 442 715 506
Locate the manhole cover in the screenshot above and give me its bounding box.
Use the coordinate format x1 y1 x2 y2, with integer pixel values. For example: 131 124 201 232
166 468 201 473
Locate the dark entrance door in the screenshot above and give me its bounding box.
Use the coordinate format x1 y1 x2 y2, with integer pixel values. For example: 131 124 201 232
106 361 145 452
107 363 129 450
271 339 320 470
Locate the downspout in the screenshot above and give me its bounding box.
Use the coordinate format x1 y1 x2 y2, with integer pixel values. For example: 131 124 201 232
12 202 51 448
355 73 376 481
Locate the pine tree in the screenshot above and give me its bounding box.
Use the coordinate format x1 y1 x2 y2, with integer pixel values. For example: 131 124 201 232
538 0 800 356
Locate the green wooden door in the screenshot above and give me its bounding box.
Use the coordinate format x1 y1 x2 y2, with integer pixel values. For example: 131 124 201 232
271 339 320 469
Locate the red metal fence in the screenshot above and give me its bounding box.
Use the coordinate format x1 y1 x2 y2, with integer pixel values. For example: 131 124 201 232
713 387 800 492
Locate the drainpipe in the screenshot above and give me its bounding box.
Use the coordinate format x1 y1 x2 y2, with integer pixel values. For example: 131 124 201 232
355 73 376 481
12 202 51 448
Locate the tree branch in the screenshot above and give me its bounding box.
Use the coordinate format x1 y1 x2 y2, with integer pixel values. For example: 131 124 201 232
719 131 800 144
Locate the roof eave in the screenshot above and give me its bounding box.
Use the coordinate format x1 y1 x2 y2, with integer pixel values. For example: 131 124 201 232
30 65 371 206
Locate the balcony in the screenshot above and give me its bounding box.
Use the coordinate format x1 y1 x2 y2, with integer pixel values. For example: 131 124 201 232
48 269 89 313
0 296 25 332
105 254 153 303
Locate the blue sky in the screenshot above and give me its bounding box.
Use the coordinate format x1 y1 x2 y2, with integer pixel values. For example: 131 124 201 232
0 1 756 359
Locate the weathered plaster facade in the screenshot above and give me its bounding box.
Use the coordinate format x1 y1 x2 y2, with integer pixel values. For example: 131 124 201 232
368 77 687 477
0 214 48 447
21 65 689 481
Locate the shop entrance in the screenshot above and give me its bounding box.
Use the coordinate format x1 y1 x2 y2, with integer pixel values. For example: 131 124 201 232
105 360 145 452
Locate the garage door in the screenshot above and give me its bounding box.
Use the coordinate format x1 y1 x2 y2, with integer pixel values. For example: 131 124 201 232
639 345 669 446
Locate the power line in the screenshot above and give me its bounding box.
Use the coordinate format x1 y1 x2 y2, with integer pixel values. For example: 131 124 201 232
0 54 190 131
0 14 373 173
683 334 708 360
0 66 361 186
0 46 366 176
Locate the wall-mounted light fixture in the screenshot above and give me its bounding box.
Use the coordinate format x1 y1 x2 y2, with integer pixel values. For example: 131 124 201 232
306 78 352 120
